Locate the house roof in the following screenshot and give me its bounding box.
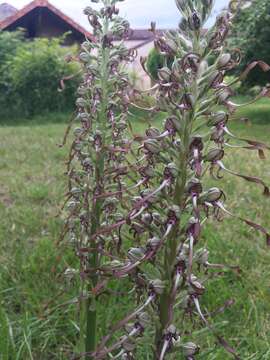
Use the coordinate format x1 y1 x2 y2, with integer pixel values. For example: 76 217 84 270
125 29 167 51
128 29 155 41
122 29 166 42
0 0 94 40
0 3 17 21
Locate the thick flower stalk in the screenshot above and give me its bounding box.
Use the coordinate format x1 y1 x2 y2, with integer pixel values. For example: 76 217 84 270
63 0 135 356
90 0 270 359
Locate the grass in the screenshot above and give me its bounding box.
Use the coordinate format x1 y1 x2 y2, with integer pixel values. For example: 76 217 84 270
0 98 270 359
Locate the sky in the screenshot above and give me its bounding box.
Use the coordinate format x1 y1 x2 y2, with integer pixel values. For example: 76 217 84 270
7 0 230 30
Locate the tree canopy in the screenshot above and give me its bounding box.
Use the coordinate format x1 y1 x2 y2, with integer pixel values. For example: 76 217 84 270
230 0 270 86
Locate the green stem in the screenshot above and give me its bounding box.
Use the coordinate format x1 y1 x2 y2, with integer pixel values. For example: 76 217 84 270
156 114 191 354
84 14 110 358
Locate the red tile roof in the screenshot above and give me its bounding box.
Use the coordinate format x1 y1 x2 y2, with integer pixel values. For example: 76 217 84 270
0 0 94 40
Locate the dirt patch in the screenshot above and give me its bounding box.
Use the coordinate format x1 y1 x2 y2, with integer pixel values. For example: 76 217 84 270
0 185 14 207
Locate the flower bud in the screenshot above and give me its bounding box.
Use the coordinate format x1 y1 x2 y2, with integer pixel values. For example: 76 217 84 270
202 0 213 7
104 260 124 270
158 67 171 82
209 71 224 88
144 139 160 154
164 162 178 178
67 201 79 211
82 158 92 169
140 189 159 203
178 251 188 263
83 6 95 16
147 237 161 250
195 248 209 265
186 178 203 195
152 212 163 225
146 127 161 138
182 342 200 356
182 93 195 109
217 87 232 103
188 279 205 295
150 279 165 294
168 205 181 221
205 148 224 162
131 222 145 235
73 127 84 138
165 116 181 133
113 213 124 222
173 139 182 149
172 59 183 80
125 323 134 333
76 98 87 108
217 53 231 69
164 324 177 336
137 312 150 327
208 111 228 126
115 120 127 131
64 268 78 280
79 52 91 63
123 341 136 352
70 187 82 198
198 60 208 76
175 0 187 14
210 126 225 142
132 196 142 204
128 247 145 262
140 166 155 178
189 136 203 151
74 141 83 151
77 87 87 96
201 187 223 202
78 112 90 122
103 197 119 211
188 11 201 30
186 217 201 239
141 213 153 225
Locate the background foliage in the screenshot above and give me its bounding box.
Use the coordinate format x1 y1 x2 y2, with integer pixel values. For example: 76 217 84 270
146 48 173 81
230 0 270 87
0 31 80 118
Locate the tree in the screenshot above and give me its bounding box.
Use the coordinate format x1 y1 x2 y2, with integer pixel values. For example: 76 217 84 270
230 0 270 86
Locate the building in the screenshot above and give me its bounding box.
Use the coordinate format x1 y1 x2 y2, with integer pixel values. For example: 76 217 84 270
0 1 162 88
0 0 93 44
120 29 165 89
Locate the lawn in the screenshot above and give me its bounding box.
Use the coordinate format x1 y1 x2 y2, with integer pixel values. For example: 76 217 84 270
0 99 270 359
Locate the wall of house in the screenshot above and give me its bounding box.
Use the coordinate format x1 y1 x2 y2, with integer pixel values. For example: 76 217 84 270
34 8 83 44
126 41 154 90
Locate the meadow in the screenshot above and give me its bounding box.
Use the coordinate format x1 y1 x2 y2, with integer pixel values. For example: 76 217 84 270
0 98 270 359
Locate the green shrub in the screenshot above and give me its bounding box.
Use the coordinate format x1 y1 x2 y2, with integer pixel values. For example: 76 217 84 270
229 0 270 86
0 30 25 117
0 33 81 118
146 47 173 80
0 30 25 68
